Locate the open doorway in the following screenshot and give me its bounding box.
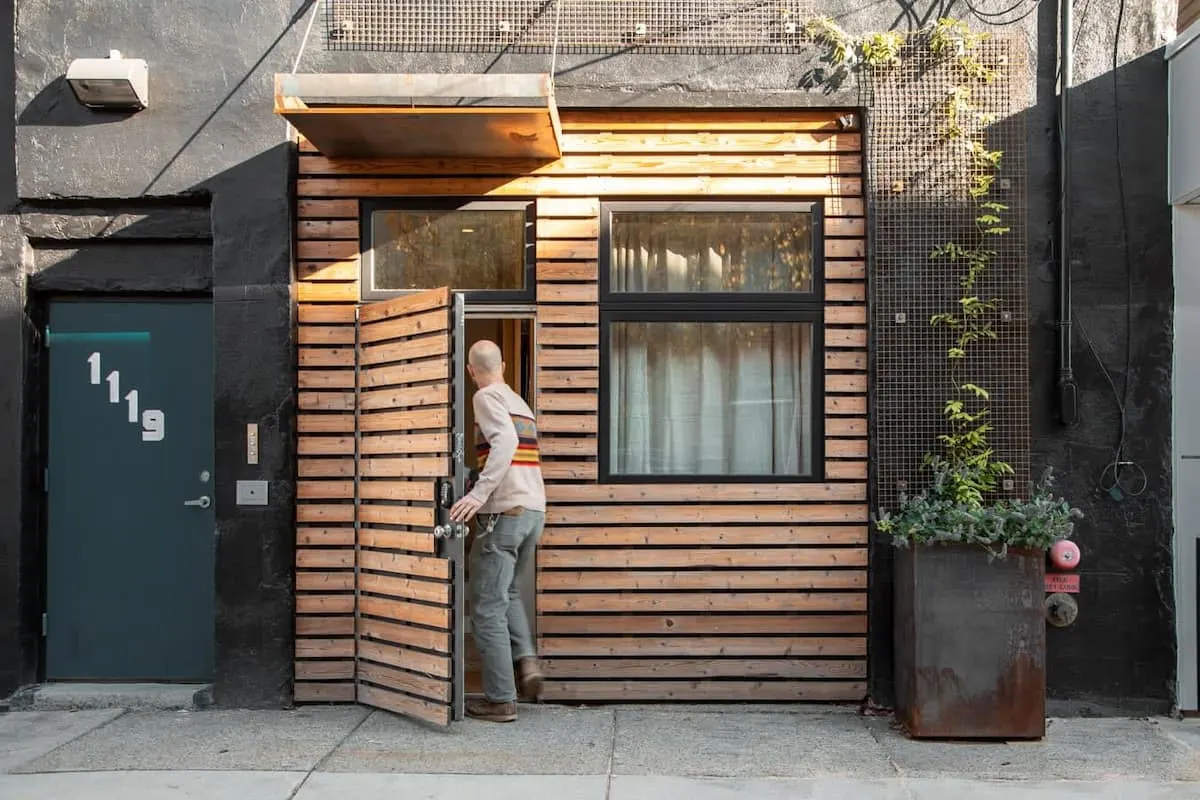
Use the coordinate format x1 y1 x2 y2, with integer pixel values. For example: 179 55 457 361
461 314 536 697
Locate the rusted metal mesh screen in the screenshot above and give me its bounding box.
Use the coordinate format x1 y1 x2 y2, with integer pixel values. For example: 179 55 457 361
322 0 817 53
864 36 1030 511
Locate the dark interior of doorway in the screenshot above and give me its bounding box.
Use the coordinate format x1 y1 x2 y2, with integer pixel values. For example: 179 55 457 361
462 316 535 697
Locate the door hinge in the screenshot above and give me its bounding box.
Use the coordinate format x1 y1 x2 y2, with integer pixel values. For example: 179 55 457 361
42 467 49 493
41 613 47 637
43 325 50 348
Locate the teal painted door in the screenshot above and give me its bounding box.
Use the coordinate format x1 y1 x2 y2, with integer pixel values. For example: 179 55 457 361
46 301 215 681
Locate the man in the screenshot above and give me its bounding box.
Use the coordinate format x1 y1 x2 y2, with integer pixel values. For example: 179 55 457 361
449 339 546 723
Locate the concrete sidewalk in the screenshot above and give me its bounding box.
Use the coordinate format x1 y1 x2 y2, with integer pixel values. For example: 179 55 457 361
1 703 1199 798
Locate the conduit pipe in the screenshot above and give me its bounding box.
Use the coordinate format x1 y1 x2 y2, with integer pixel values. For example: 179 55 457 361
1058 0 1079 425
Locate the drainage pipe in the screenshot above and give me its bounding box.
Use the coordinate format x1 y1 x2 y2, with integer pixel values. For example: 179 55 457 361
1058 0 1079 425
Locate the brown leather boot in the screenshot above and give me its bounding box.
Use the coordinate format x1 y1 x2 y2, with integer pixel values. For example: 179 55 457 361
466 698 517 723
515 656 544 701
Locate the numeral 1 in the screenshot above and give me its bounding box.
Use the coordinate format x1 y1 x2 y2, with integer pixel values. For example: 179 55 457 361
87 352 101 385
106 371 120 403
125 390 139 423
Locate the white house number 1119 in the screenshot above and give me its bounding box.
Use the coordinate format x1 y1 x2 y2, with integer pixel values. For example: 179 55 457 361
87 351 166 442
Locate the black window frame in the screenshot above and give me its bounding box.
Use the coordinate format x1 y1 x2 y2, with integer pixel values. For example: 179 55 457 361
598 199 826 484
361 198 536 303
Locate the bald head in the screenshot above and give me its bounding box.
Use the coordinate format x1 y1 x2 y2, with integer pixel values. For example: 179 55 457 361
468 339 504 387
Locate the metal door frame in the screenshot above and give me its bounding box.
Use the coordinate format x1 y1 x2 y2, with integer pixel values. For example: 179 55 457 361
448 292 467 720
458 305 540 668
450 300 538 717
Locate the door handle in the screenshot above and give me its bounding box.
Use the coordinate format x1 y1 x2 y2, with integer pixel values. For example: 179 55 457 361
184 496 211 509
434 523 468 539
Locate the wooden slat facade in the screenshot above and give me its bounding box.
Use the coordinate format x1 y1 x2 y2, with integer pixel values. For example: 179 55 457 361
354 289 456 726
293 109 868 704
1183 0 1200 34
295 196 360 704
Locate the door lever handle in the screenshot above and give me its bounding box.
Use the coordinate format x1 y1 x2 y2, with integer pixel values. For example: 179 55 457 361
184 496 211 509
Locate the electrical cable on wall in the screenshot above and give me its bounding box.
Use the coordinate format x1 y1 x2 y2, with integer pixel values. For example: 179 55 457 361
292 0 324 74
1103 0 1146 501
1076 316 1148 500
549 0 564 78
1060 0 1146 503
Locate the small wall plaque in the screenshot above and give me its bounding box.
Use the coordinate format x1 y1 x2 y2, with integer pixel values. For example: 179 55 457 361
1045 573 1080 594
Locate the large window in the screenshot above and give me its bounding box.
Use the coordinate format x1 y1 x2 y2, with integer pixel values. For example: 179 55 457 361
364 200 534 300
600 202 824 482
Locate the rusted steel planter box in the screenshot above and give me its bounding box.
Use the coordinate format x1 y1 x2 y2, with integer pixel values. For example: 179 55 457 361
894 542 1046 740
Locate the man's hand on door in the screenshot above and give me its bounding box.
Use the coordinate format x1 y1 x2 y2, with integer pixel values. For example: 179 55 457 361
449 495 482 523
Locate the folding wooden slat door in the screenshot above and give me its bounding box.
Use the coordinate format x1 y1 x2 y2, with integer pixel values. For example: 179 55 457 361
355 286 466 726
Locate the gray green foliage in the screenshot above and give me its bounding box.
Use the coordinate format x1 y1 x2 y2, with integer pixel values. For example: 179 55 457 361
875 461 1083 559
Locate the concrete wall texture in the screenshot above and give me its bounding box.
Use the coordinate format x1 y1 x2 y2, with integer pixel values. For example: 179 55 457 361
0 0 1179 711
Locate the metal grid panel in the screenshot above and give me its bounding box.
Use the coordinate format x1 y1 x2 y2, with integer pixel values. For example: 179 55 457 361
323 0 817 53
865 37 1031 511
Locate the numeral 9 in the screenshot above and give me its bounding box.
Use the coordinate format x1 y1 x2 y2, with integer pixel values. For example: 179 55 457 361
142 410 165 442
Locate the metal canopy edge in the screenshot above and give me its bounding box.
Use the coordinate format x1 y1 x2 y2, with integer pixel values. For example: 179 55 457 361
274 72 562 160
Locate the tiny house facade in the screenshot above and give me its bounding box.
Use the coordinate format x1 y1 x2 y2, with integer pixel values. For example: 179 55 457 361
283 86 871 718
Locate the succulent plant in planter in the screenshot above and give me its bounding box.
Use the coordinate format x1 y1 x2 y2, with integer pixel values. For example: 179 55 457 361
875 456 1083 560
877 450 1083 741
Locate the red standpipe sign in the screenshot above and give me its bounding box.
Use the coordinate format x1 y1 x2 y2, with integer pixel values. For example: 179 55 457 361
1045 573 1081 594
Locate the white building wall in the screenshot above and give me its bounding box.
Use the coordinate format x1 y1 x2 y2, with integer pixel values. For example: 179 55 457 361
1169 27 1200 711
1173 206 1200 711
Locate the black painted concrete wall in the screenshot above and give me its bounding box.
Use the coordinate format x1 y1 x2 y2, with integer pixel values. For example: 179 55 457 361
1032 50 1176 714
0 0 1177 711
2 0 305 707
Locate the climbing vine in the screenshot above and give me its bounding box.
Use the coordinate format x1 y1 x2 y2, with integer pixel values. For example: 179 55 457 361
803 16 1013 508
797 17 1081 553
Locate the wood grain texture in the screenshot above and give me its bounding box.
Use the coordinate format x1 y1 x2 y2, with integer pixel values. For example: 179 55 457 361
352 290 456 725
1182 0 1200 32
293 205 359 709
540 681 867 702
299 153 863 177
525 110 868 698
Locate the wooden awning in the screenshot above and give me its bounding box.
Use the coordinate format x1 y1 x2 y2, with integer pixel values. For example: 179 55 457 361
273 73 562 159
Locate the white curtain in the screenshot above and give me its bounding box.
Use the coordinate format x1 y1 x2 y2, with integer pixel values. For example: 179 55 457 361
608 214 814 477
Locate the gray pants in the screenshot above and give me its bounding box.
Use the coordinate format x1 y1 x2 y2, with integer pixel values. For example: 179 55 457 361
468 509 545 703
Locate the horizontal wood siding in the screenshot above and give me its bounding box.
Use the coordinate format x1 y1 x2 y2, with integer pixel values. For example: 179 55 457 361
1183 0 1200 33
530 111 868 703
294 195 360 703
294 108 868 704
354 289 456 726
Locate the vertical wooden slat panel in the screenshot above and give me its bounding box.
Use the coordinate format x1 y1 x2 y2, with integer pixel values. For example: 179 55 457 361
294 189 360 703
535 196 602 498
355 288 455 727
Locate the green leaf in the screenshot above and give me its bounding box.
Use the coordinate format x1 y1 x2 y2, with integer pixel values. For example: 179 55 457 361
960 383 990 400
